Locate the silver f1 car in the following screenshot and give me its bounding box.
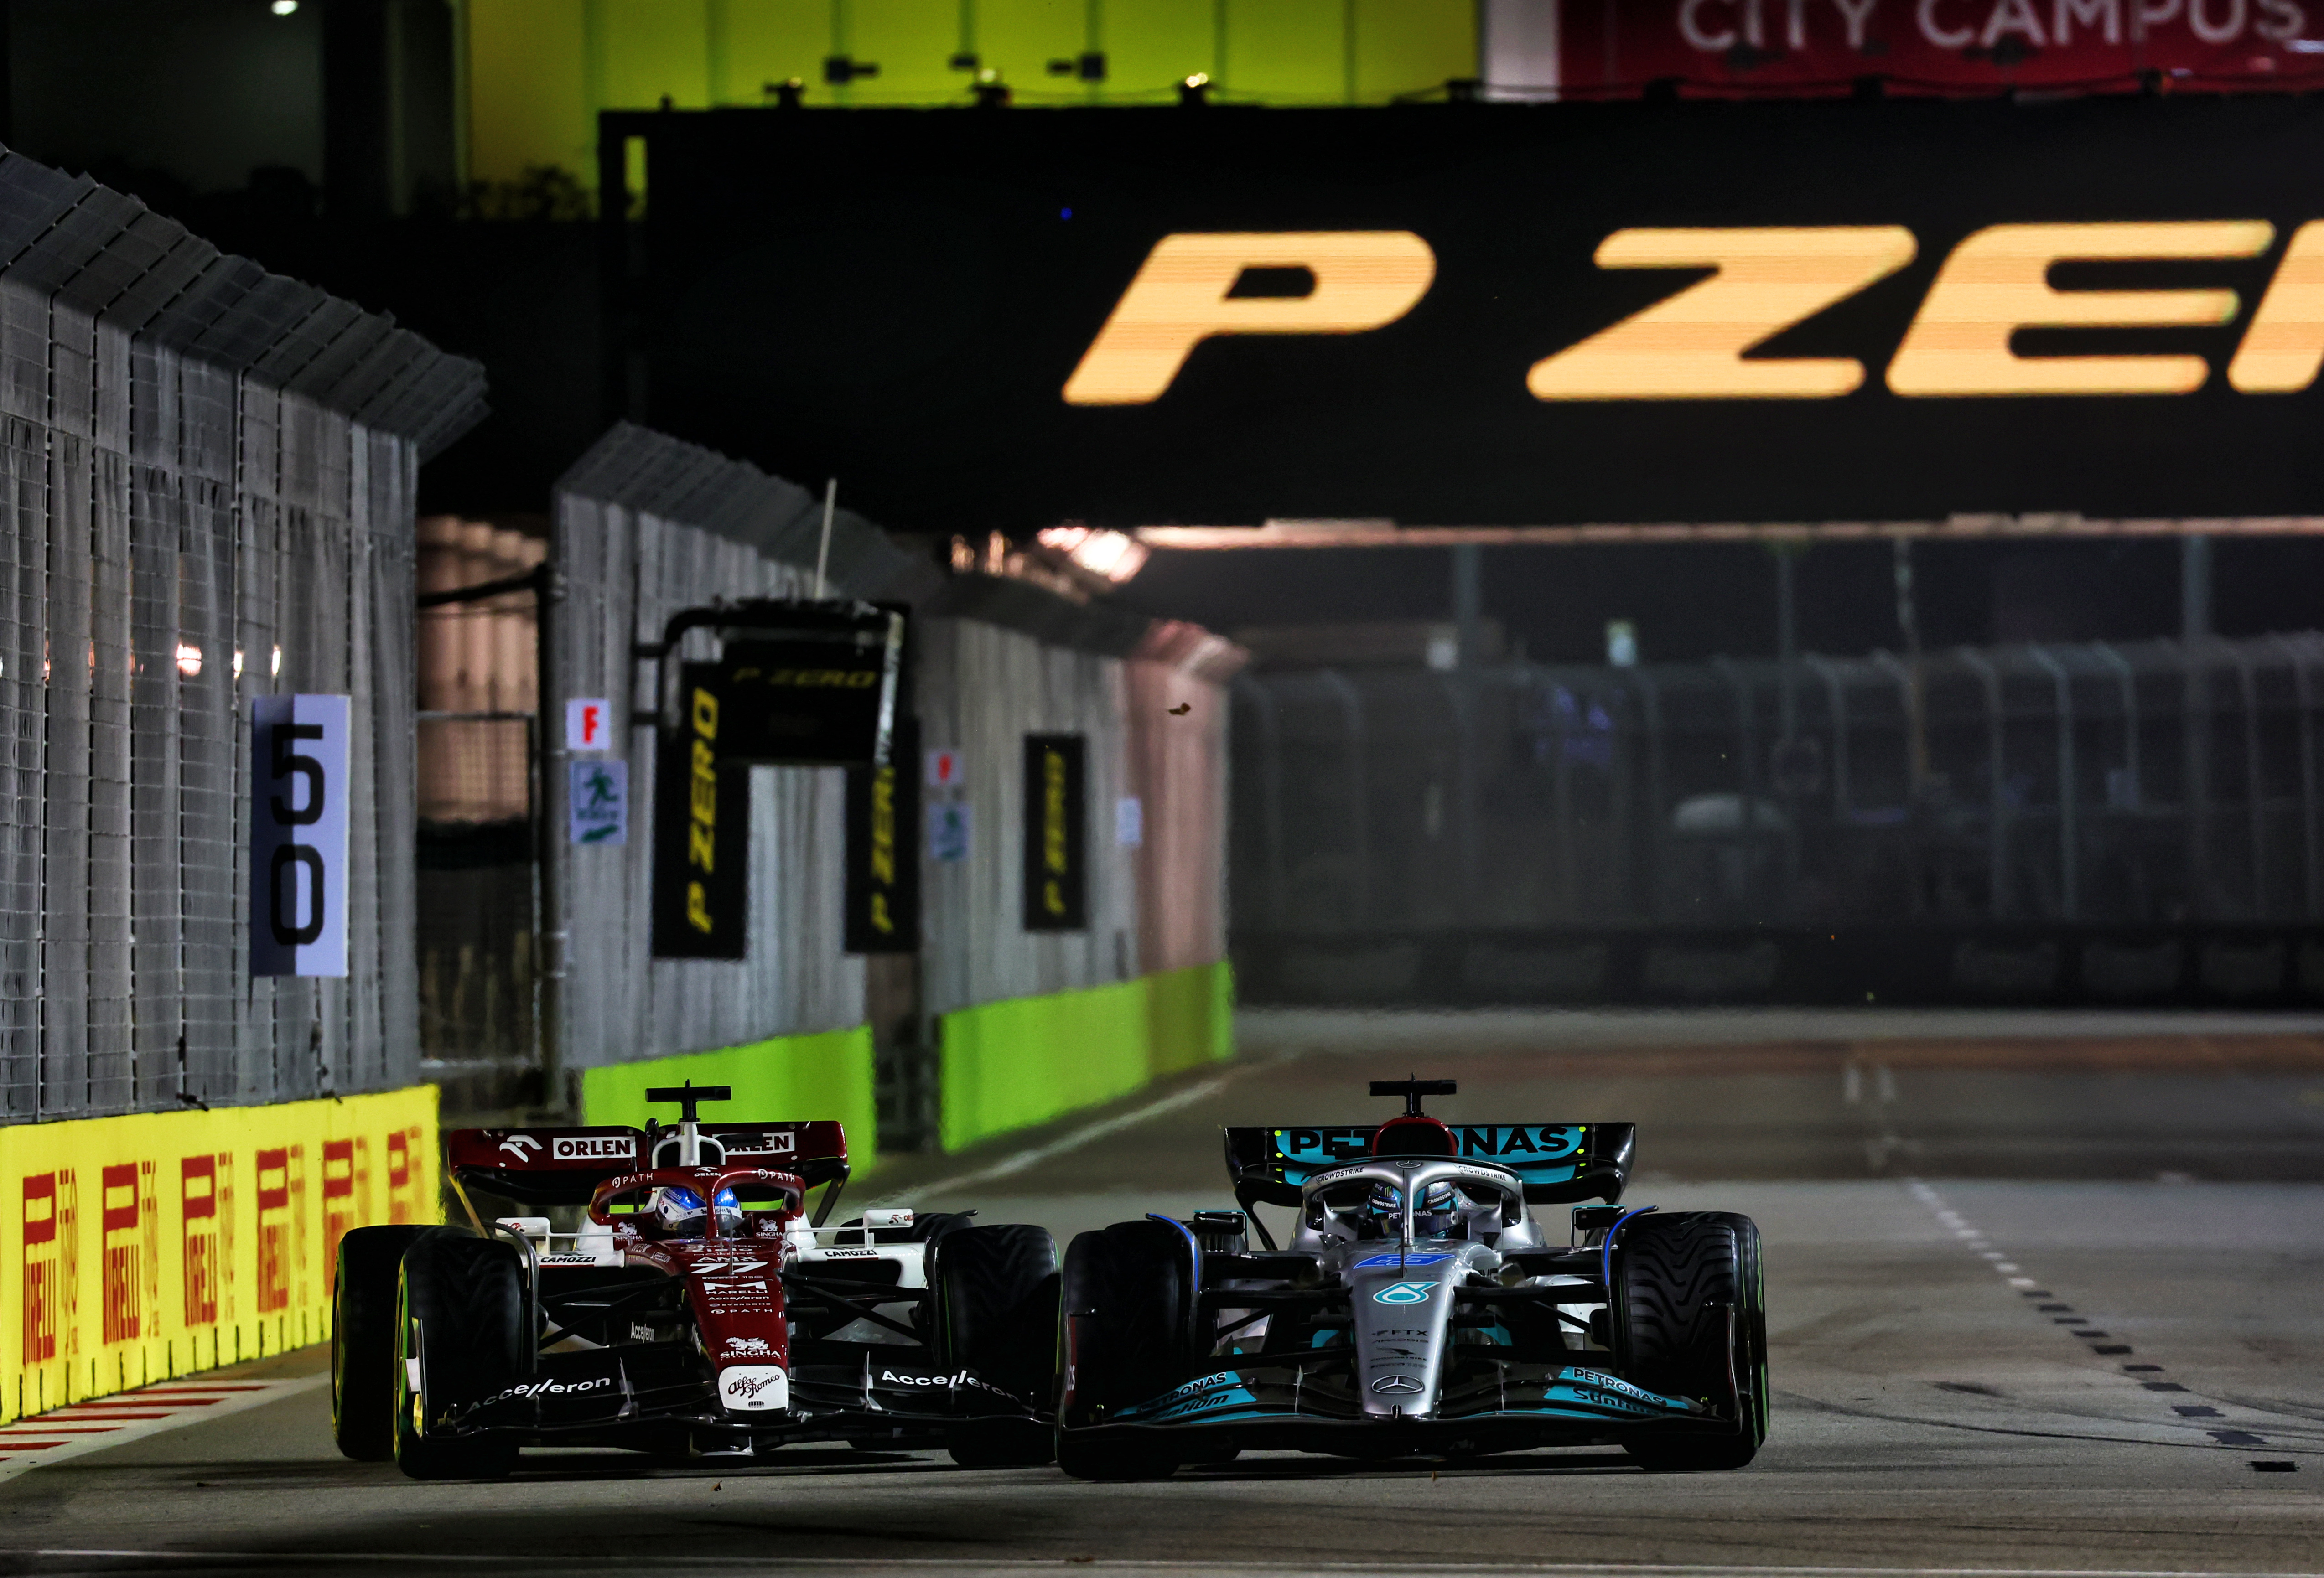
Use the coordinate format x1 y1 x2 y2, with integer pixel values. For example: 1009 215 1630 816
1055 1078 1765 1478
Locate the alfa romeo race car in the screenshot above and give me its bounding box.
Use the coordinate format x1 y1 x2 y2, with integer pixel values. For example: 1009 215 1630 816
1055 1078 1766 1479
331 1083 1059 1479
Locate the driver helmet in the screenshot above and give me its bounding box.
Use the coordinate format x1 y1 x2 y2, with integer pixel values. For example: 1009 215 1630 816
649 1183 743 1239
1362 1179 1463 1237
1412 1179 1463 1237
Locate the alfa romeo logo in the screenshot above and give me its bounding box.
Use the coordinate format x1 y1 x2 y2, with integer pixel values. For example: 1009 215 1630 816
1373 1281 1434 1305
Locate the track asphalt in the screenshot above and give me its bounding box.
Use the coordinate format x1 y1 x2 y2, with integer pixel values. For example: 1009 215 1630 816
0 1009 2317 1578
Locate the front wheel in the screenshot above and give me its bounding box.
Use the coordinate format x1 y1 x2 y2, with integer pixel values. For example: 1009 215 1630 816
332 1224 431 1461
930 1223 1062 1409
1616 1211 1767 1472
393 1230 526 1481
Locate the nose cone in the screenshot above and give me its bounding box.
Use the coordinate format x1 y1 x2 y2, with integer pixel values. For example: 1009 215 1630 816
1344 1252 1466 1418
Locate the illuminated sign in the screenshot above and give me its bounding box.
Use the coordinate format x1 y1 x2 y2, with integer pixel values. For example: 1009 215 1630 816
1079 221 2318 405
1064 231 1435 405
1885 220 2274 395
622 97 2324 528
1527 227 1919 400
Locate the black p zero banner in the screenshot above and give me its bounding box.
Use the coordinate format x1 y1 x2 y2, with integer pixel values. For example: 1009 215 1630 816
1022 734 1088 932
845 715 920 954
624 97 2324 529
653 665 751 960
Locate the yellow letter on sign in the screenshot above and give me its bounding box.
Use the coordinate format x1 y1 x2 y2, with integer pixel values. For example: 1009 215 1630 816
2229 221 2324 394
1061 231 1436 405
1888 221 2273 396
1527 227 1918 400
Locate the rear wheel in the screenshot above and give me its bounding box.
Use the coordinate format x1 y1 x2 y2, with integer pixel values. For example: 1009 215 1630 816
393 1231 527 1481
332 1224 431 1461
1616 1211 1766 1471
1054 1221 1196 1482
932 1224 1062 1467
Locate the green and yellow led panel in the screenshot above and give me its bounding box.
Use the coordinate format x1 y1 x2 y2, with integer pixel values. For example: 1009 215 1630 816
458 0 1478 194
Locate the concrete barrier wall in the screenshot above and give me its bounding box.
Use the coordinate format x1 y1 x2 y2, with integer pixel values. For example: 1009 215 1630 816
0 1085 439 1423
937 961 1235 1154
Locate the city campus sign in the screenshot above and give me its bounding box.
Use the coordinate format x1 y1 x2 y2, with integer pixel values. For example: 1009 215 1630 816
623 95 2324 530
1534 0 2324 97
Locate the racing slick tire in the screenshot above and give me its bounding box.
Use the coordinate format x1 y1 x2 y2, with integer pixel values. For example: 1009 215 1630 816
1054 1221 1197 1482
332 1224 434 1461
931 1224 1062 1467
1614 1211 1767 1472
393 1230 527 1481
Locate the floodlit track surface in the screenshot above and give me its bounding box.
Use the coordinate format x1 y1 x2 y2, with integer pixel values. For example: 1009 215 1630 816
2 1011 2320 1578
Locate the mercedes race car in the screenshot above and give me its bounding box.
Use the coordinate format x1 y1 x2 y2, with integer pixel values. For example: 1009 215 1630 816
331 1083 1060 1479
1055 1078 1766 1478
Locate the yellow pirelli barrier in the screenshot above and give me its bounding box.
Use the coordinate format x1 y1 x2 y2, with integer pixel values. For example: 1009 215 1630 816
0 1085 439 1423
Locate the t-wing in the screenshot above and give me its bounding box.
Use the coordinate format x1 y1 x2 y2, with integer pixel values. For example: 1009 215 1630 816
448 1121 850 1206
1222 1122 1634 1209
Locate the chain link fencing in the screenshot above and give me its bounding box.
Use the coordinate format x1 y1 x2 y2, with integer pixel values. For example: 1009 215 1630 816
0 146 485 1120
1233 636 2324 1005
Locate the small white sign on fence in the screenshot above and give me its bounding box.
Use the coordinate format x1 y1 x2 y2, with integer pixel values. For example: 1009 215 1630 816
929 802 972 863
567 697 612 751
569 758 629 846
250 693 350 978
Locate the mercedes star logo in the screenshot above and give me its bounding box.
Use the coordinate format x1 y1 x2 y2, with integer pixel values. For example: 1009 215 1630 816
1371 1375 1424 1394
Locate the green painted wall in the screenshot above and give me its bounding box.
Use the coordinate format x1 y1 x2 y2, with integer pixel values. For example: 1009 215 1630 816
461 0 1478 190
575 959 1231 1166
581 1022 879 1172
939 960 1234 1153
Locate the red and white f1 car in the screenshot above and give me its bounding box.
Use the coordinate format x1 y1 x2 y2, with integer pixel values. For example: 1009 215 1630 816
330 1083 1060 1479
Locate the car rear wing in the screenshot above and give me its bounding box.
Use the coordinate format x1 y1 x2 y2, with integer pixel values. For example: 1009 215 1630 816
448 1121 849 1206
1223 1123 1634 1208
